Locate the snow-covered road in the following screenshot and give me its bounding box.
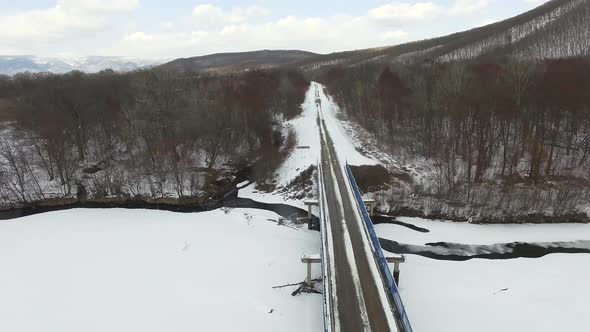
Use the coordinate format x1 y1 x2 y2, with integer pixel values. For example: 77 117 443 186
316 82 398 332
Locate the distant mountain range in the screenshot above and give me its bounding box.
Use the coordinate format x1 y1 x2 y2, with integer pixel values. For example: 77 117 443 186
0 56 164 76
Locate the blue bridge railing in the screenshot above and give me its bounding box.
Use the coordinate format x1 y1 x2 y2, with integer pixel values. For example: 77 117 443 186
345 163 413 332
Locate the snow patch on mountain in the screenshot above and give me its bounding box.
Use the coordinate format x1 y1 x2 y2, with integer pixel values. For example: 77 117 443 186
0 56 165 75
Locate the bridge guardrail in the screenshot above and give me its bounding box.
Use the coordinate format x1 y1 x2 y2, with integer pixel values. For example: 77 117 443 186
317 159 334 332
345 163 413 332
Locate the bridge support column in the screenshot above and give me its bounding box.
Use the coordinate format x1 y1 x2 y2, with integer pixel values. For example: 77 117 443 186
385 255 406 286
306 260 312 287
301 254 321 287
363 199 376 216
304 200 319 230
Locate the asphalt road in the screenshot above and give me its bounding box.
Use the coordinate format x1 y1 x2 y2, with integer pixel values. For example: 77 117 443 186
318 104 395 331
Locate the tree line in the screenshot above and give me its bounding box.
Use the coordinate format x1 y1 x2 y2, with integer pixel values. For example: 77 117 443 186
0 68 309 204
320 57 590 207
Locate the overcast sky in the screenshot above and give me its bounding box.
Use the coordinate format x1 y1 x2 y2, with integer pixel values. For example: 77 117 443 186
0 0 550 59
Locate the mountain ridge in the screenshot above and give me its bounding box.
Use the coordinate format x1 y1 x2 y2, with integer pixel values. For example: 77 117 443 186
160 49 318 73
162 0 590 73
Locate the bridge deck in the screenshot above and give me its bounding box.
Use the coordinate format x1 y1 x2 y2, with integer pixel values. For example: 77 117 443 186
317 90 396 331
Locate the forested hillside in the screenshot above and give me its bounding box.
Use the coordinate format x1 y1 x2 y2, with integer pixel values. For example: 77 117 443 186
162 50 317 74
0 69 308 206
298 0 590 71
2 0 590 222
320 57 590 222
299 0 590 223
159 1 590 77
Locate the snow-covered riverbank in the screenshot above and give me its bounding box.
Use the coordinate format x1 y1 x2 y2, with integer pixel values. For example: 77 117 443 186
4 207 589 332
0 208 323 332
377 217 590 332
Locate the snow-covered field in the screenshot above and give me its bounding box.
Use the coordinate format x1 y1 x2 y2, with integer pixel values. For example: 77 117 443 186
377 218 590 332
376 217 590 245
397 254 589 332
0 208 323 332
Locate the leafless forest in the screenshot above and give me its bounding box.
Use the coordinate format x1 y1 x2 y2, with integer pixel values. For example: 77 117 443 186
306 0 590 222
2 0 590 222
0 69 308 205
321 60 590 222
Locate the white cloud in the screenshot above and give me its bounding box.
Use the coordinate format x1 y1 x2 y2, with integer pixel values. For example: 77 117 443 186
0 0 539 58
369 2 441 24
368 0 493 25
124 31 154 42
0 0 138 44
161 21 175 30
381 30 410 41
58 0 139 14
448 0 491 16
111 0 498 58
192 4 270 29
113 11 414 58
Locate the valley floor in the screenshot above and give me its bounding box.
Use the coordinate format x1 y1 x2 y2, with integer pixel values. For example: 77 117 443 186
3 81 590 332
3 209 589 332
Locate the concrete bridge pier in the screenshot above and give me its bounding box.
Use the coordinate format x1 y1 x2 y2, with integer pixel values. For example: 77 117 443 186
385 256 406 285
304 200 319 230
301 254 321 287
302 255 406 288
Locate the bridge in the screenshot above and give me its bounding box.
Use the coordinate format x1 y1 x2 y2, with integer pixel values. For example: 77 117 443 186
312 84 413 332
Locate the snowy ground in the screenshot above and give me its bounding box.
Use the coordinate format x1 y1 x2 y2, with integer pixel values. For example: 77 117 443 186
376 217 590 245
238 83 321 210
313 82 378 167
377 217 590 332
0 208 323 332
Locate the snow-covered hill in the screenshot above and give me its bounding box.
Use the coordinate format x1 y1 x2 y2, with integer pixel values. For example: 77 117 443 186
0 56 164 76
